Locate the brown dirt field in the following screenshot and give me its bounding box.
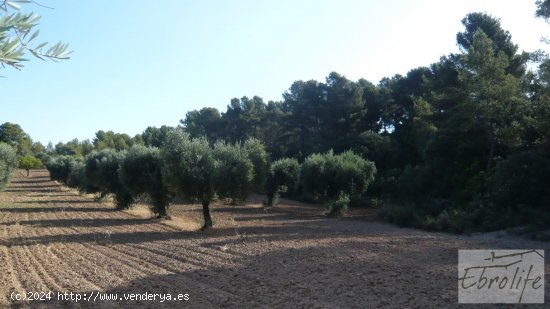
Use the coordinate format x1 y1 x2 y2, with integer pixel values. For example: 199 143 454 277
0 170 548 308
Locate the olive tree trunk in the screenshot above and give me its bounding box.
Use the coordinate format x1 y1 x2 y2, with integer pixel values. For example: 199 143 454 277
201 201 213 230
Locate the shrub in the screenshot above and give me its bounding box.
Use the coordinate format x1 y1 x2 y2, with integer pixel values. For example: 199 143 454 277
0 143 18 190
487 150 550 228
119 145 171 217
265 158 300 207
396 165 428 201
324 192 350 215
377 203 418 227
418 208 471 234
19 155 42 176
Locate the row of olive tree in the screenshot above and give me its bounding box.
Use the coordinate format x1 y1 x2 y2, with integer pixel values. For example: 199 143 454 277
45 150 136 210
265 151 377 214
44 130 376 228
44 131 267 229
0 143 18 190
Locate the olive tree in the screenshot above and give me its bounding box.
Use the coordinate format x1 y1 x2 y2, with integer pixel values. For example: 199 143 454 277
45 155 82 185
119 145 171 217
162 132 216 229
84 149 132 209
301 152 333 200
162 131 255 229
243 138 269 193
213 141 254 205
0 142 17 189
265 158 300 207
301 150 376 213
66 160 98 194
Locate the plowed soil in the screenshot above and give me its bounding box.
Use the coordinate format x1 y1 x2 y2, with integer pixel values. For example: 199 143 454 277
0 170 548 308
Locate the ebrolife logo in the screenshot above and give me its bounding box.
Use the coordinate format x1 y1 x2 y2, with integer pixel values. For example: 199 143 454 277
458 250 544 303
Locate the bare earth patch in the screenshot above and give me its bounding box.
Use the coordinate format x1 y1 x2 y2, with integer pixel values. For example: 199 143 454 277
0 170 548 308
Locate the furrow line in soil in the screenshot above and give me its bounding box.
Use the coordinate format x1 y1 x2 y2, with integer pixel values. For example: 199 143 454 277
134 240 237 268
102 241 247 304
83 243 221 308
57 226 227 307
24 212 103 293
12 214 64 293
7 225 52 293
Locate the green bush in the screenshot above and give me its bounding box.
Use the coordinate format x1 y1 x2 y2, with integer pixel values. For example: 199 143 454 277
417 208 471 234
324 192 350 215
119 145 171 217
265 158 300 207
487 150 550 228
396 165 429 201
0 143 18 190
379 199 480 234
377 203 418 227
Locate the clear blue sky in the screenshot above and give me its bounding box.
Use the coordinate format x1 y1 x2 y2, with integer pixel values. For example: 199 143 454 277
2 0 549 145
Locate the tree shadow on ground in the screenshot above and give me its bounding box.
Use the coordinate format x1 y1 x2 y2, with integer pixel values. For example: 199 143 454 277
9 178 51 184
2 218 160 228
6 185 61 189
26 194 79 198
3 188 65 193
91 243 529 309
6 242 474 308
0 206 117 213
15 200 96 204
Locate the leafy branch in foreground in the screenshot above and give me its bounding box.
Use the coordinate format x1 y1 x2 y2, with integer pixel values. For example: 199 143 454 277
0 0 70 70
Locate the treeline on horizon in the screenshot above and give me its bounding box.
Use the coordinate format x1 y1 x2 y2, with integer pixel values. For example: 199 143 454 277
2 10 550 236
